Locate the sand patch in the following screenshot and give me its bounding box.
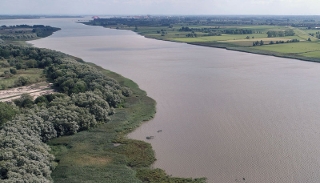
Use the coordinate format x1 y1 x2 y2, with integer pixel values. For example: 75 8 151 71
0 82 55 102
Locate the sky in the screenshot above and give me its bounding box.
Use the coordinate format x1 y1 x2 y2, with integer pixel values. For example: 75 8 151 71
0 0 320 15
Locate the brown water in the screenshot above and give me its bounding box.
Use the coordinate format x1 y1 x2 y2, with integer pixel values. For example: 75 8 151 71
3 18 320 182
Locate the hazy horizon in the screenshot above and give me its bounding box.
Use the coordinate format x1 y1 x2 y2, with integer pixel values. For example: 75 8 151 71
1 0 320 16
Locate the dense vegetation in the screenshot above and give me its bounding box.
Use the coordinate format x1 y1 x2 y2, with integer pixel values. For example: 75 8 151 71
0 44 130 182
0 102 18 126
0 40 206 182
266 29 295 37
0 25 60 41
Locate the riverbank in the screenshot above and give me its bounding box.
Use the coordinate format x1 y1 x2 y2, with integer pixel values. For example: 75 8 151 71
188 43 320 62
138 31 320 64
1 27 206 182
86 23 320 64
23 19 320 182
187 42 320 63
48 62 206 183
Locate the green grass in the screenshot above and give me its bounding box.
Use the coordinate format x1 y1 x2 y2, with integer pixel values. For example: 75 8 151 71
293 27 318 41
300 51 320 58
171 34 266 43
136 169 206 183
252 42 320 54
218 36 301 46
117 24 320 62
0 68 45 89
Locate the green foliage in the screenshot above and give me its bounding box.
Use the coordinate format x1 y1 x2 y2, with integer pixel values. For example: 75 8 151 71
47 68 157 183
13 93 34 108
0 43 133 182
252 40 264 46
34 95 49 105
9 68 16 74
122 86 133 97
0 24 60 41
0 102 18 126
0 113 55 182
45 60 125 107
71 92 111 122
267 30 295 37
14 76 30 86
111 139 156 168
136 169 207 183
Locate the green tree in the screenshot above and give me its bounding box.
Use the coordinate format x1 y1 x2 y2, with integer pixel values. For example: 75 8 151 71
9 68 17 74
0 102 18 126
13 93 34 108
14 76 30 87
260 40 264 45
35 95 49 106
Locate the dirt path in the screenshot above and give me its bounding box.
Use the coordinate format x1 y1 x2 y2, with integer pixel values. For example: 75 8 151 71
0 82 55 102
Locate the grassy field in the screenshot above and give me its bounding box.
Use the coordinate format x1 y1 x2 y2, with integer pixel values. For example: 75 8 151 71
300 50 320 58
252 42 320 54
0 67 45 89
49 64 206 183
108 24 320 62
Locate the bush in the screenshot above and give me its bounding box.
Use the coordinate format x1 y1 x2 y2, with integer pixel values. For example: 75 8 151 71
9 68 17 74
0 102 18 126
13 93 34 108
14 76 30 87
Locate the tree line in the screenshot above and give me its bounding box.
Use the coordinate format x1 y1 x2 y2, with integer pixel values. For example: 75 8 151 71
179 26 254 35
252 38 300 46
0 25 60 41
267 30 295 37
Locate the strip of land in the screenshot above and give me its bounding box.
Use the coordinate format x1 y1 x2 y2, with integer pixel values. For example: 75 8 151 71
84 16 320 63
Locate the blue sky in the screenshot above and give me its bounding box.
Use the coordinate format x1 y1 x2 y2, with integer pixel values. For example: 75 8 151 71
0 0 319 15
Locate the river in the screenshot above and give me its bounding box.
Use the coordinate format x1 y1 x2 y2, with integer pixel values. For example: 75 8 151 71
2 18 320 183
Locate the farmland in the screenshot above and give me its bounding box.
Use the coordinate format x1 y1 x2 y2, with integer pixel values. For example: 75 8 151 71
85 16 320 62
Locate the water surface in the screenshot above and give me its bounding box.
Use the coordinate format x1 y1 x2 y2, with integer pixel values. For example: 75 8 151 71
2 18 320 183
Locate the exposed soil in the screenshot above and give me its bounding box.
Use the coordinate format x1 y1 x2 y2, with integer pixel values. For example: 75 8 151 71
0 82 55 102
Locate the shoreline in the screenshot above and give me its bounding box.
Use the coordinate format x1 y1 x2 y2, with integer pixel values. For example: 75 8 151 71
137 32 320 64
0 28 207 181
93 25 320 64
37 44 207 182
48 61 206 183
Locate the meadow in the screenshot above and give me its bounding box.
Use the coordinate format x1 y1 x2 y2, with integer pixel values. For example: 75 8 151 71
0 66 45 89
104 23 320 62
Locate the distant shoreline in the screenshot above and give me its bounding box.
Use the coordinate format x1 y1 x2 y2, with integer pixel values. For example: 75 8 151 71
137 31 320 64
86 23 320 64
